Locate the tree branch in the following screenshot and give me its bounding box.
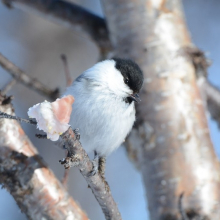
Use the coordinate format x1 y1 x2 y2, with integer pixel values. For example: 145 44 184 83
198 78 220 127
59 128 122 220
0 52 59 100
0 93 88 220
0 96 122 220
61 54 73 87
102 0 220 219
2 0 112 56
2 78 17 95
183 46 220 127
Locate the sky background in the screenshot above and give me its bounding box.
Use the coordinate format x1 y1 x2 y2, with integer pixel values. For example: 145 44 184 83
0 0 220 219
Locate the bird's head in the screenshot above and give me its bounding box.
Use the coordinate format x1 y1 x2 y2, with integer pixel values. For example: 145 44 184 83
84 58 144 103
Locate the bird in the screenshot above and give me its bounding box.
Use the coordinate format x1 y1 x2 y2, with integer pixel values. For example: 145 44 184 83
63 58 144 176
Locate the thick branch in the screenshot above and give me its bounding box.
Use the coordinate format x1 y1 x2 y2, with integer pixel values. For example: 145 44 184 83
59 128 122 220
0 94 88 220
0 53 59 100
102 0 220 219
2 0 112 55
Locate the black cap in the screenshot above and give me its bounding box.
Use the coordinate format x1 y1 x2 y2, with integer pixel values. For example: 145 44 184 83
112 58 144 94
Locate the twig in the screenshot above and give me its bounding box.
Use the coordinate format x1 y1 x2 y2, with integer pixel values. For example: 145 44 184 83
199 79 220 127
2 0 112 56
60 128 122 220
0 110 37 125
62 168 70 190
60 54 72 188
0 52 59 100
61 54 72 86
0 93 88 220
2 78 17 94
35 134 47 139
178 193 189 220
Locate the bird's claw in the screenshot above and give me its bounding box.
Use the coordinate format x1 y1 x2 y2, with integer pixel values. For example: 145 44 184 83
88 159 99 176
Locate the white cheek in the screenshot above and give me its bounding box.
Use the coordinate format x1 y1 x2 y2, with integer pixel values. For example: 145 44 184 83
107 68 132 96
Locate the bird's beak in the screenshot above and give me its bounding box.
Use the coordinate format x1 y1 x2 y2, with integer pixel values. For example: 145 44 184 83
130 93 141 103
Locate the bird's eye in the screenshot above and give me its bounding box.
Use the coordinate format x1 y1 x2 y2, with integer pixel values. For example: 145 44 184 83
125 78 129 84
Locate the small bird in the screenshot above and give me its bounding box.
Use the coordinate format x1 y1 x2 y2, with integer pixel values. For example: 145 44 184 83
64 58 143 176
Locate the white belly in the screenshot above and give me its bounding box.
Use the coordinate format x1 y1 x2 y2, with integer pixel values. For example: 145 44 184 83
67 86 136 156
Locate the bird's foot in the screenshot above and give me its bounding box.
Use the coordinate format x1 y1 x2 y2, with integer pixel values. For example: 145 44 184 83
89 158 99 176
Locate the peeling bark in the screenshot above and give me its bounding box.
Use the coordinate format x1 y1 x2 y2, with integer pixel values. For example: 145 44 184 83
102 0 220 219
0 94 88 220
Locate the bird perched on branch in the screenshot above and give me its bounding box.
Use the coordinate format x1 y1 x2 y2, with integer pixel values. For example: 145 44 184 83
64 58 143 176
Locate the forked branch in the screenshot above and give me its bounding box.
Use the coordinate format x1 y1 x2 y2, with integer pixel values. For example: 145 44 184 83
0 96 122 220
0 52 59 100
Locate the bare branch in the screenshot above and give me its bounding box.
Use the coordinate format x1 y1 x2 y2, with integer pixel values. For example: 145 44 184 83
183 46 220 127
198 78 220 127
60 53 72 189
2 78 17 94
0 52 59 100
2 0 112 55
0 98 122 220
61 168 70 190
0 93 88 220
61 54 73 87
0 110 37 125
60 128 122 220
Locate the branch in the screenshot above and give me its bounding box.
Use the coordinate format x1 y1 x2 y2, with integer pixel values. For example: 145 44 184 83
0 52 59 100
61 54 73 87
101 0 220 219
0 97 122 220
2 78 17 94
0 110 37 125
0 93 88 220
199 79 220 127
59 128 122 220
2 0 112 56
183 46 220 127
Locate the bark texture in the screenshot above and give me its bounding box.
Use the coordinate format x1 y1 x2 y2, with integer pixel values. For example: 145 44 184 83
0 94 88 220
102 0 220 219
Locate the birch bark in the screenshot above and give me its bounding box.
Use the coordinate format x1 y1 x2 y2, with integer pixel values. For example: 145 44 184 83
102 0 220 219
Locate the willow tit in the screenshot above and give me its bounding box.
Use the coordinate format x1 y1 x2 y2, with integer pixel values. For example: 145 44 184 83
64 58 143 175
